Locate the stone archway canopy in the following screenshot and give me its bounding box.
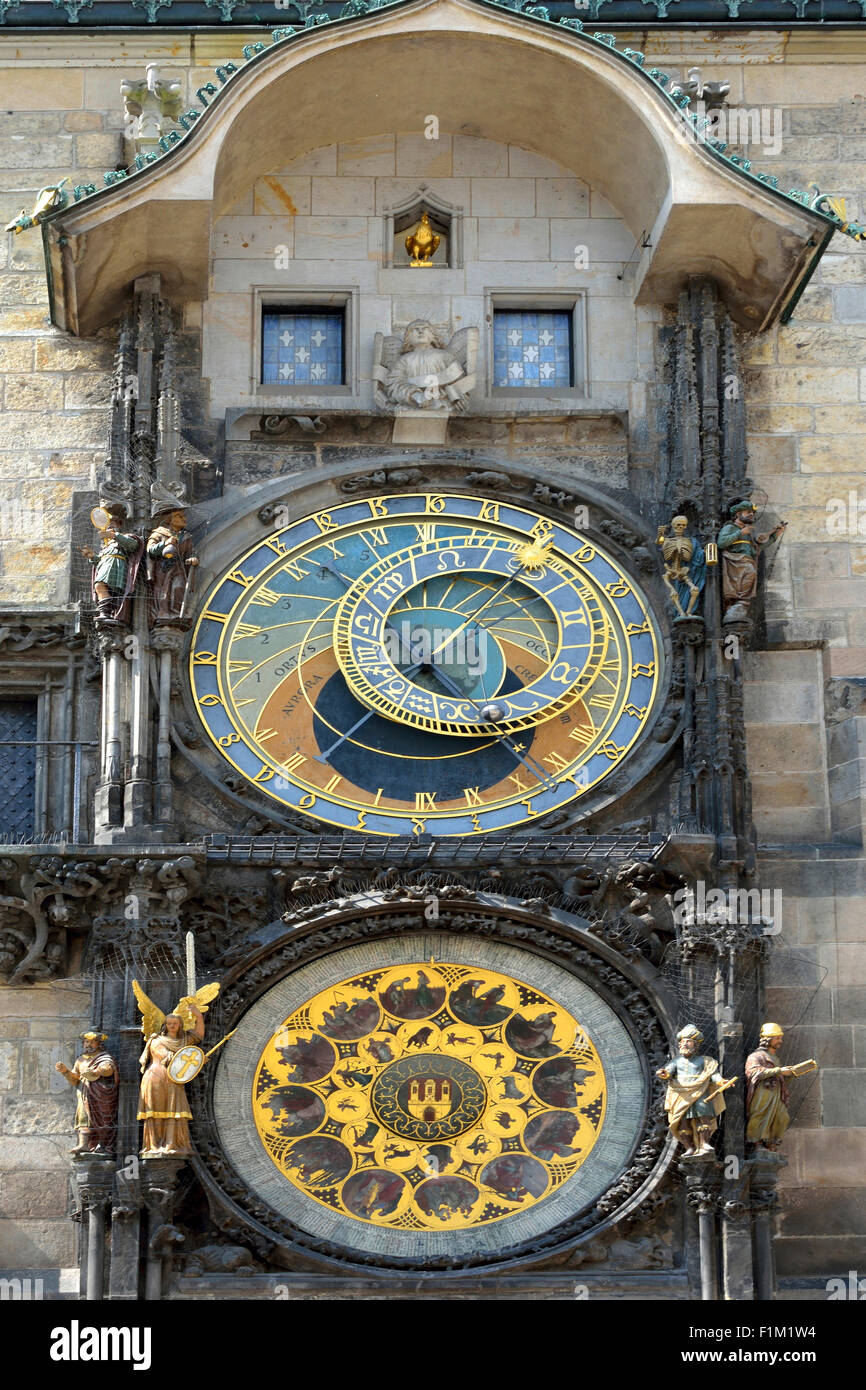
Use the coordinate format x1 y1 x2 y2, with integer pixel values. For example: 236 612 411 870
41 0 836 335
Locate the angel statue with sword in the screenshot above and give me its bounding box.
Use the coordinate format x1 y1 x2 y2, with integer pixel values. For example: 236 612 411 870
133 980 224 1157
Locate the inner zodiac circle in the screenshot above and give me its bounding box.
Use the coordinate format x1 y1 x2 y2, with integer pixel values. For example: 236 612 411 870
252 962 607 1231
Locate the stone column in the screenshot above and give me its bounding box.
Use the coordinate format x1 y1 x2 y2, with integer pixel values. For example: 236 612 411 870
141 1158 186 1301
73 1155 115 1301
684 1160 720 1301
108 1156 142 1295
717 997 754 1301
124 598 153 833
151 626 184 831
720 1195 753 1301
749 1152 787 1301
94 630 127 840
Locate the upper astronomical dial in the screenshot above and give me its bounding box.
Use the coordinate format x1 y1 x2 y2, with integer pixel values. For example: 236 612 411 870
190 493 661 837
334 532 608 735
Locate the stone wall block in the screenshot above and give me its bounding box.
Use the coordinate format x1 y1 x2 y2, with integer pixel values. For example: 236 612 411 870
2 1096 74 1136
822 1070 866 1126
0 1171 68 1219
470 177 536 217
452 135 507 176
0 1043 18 1093
0 1218 76 1268
310 177 376 217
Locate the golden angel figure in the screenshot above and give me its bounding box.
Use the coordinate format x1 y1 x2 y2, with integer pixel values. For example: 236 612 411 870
133 979 219 1157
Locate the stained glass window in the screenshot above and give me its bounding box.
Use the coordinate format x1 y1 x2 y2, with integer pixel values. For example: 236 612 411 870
0 700 37 840
493 310 573 388
262 309 345 386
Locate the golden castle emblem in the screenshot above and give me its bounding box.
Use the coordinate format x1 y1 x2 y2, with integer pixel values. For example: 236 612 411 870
407 1077 452 1121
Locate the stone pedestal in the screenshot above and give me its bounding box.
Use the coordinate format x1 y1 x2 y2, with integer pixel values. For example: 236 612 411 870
391 409 449 444
683 1155 721 1301
141 1157 187 1301
748 1151 787 1302
72 1154 115 1301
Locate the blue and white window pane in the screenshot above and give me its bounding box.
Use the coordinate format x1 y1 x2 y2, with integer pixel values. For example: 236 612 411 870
262 310 344 386
493 310 573 388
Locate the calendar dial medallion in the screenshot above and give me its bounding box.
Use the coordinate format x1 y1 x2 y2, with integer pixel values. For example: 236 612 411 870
190 493 661 836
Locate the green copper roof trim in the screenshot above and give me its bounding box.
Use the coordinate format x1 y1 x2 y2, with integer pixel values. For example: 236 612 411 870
41 0 857 303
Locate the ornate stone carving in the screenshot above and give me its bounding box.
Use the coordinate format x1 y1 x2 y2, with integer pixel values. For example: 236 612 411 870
185 886 271 965
0 620 75 651
0 854 127 984
373 320 478 414
121 65 183 154
182 1242 259 1277
338 467 425 494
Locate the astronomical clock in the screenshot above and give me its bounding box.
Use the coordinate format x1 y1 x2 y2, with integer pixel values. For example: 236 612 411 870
190 492 661 836
189 486 674 1275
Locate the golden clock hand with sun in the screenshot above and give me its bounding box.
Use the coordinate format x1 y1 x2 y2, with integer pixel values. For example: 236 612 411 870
190 493 660 837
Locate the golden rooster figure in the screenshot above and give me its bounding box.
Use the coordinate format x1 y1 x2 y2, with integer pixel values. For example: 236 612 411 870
405 211 441 267
132 979 220 1157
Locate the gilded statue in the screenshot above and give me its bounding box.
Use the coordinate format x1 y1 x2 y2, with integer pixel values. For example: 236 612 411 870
745 1022 817 1151
373 319 478 413
405 211 441 266
717 499 787 622
657 514 706 618
656 1024 735 1155
55 1029 118 1155
133 979 220 1156
146 508 199 624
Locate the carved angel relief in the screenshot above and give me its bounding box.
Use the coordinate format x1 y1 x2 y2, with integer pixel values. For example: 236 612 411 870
373 319 478 415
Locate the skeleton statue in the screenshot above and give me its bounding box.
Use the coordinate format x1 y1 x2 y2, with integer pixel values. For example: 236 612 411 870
373 320 478 414
657 515 706 618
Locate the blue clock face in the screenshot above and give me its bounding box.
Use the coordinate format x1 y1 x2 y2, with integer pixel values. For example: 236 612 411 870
190 493 661 837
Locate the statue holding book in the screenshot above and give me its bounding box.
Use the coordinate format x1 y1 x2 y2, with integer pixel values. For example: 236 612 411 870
745 1022 817 1151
